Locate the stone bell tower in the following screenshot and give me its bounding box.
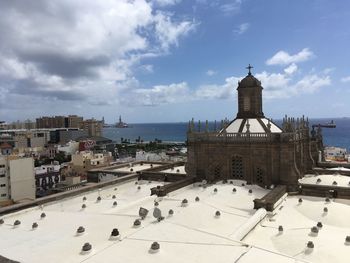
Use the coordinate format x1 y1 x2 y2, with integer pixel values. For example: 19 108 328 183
236 64 264 119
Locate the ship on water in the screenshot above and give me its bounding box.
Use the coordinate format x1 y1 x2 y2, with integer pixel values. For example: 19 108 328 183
116 115 128 128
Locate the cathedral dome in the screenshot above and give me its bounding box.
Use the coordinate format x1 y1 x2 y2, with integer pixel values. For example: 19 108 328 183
238 74 261 89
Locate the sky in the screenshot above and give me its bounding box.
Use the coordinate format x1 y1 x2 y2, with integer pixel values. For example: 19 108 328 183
0 0 350 123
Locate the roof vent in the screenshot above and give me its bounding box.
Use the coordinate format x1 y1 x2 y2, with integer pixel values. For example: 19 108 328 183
307 241 314 249
323 207 328 213
137 186 141 190
332 181 338 186
195 196 200 202
222 179 227 184
278 225 283 232
130 168 134 172
14 220 21 227
345 236 350 245
83 196 87 201
241 183 245 187
310 226 319 236
298 198 303 204
113 201 118 207
133 219 141 227
181 199 188 207
213 188 218 193
114 188 118 191
97 196 101 202
154 201 159 207
111 228 119 236
168 209 174 216
153 207 164 222
77 226 85 235
232 188 237 193
82 204 87 210
149 242 160 253
316 178 321 183
229 181 233 184
81 243 92 254
0 219 4 225
325 197 331 203
150 164 153 168
32 222 38 229
215 211 221 217
317 222 323 228
148 180 152 184
40 213 46 219
135 181 138 185
176 169 180 173
139 207 149 219
248 189 253 194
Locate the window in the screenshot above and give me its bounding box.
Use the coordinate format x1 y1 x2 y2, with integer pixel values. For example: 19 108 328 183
1 193 6 197
0 165 5 168
232 156 244 179
0 174 5 178
256 168 264 184
0 184 6 187
243 96 250 111
214 165 221 178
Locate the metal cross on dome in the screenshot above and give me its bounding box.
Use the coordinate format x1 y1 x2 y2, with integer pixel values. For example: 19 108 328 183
246 64 253 75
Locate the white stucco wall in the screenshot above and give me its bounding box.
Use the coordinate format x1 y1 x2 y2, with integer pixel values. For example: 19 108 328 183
9 157 35 202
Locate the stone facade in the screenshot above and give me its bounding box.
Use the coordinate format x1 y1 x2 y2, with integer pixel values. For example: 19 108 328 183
186 70 323 190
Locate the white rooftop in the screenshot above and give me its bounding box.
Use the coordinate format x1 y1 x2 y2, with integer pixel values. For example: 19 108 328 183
159 165 186 174
225 118 282 133
244 195 350 263
1 179 349 262
109 163 161 173
0 179 309 263
299 174 350 187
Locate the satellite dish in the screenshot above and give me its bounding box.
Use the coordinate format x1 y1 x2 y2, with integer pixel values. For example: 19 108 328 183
139 207 149 219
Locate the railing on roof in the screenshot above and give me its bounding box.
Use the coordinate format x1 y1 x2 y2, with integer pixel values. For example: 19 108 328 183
188 131 307 143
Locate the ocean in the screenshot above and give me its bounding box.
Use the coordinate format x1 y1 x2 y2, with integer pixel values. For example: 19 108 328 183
103 118 350 150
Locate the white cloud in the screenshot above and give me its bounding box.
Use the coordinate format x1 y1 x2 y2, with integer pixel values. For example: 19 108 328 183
266 48 313 66
219 0 243 14
0 0 196 119
152 0 182 6
122 82 190 106
234 23 250 35
195 76 239 99
256 71 330 99
139 64 154 73
206 69 217 76
284 63 298 75
153 12 197 52
341 76 350 83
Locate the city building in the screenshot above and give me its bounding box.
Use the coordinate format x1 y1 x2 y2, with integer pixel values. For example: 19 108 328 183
36 115 84 129
36 116 66 129
65 115 83 128
34 163 61 196
61 151 112 180
186 67 323 190
0 156 35 205
324 146 347 162
81 118 103 137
